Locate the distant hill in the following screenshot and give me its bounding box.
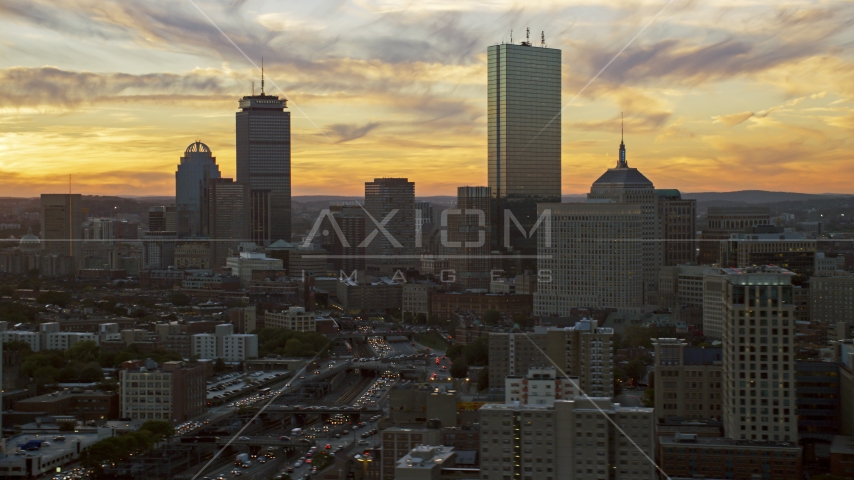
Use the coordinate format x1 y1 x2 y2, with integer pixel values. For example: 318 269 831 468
682 190 851 205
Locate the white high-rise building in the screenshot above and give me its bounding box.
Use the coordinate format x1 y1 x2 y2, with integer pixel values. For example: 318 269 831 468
717 266 798 442
505 366 579 406
192 334 217 360
479 398 655 480
535 203 644 316
222 334 259 362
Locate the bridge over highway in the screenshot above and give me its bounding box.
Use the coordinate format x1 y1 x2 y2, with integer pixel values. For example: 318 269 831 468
263 405 383 415
215 436 310 447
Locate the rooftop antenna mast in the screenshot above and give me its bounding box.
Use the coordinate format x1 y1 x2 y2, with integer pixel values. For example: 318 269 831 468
621 112 624 142
541 31 545 47
510 30 513 43
252 81 255 96
526 27 530 44
261 57 265 95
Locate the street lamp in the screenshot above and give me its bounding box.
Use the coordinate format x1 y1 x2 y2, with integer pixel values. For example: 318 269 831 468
355 453 372 480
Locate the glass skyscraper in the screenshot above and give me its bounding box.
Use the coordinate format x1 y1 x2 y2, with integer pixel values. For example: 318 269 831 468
236 90 291 242
176 141 220 238
487 41 562 254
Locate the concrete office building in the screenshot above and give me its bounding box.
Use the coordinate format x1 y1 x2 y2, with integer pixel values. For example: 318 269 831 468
479 398 655 480
505 366 579 406
545 319 615 398
336 274 403 313
141 231 177 269
488 331 549 389
658 434 802 480
448 186 492 292
174 240 212 269
226 250 283 287
658 264 712 327
265 307 316 332
535 203 644 317
719 266 798 442
236 81 291 242
587 138 659 304
699 206 772 265
811 275 854 324
656 189 697 266
176 141 221 238
702 269 728 339
364 178 416 274
40 194 82 261
119 360 208 423
651 338 723 421
487 38 561 256
330 206 366 274
721 229 816 276
206 178 251 270
402 282 435 320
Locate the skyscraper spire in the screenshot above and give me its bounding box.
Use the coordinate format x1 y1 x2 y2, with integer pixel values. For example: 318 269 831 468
617 112 627 168
261 57 265 96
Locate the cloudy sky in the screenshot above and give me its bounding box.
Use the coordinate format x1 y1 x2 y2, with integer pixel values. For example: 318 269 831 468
1 0 853 197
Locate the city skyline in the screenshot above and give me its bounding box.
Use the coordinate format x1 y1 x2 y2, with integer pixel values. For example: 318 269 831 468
2 1 853 197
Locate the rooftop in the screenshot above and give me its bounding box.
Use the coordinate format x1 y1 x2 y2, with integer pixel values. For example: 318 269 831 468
658 434 800 450
831 435 854 455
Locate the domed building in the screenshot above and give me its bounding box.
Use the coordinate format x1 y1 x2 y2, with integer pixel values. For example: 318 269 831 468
587 136 659 304
19 228 41 255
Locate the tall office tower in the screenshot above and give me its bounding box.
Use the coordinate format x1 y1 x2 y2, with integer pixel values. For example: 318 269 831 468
448 186 491 291
236 79 291 242
176 141 221 238
487 331 549 388
40 194 82 260
148 206 167 232
535 203 644 317
364 178 416 275
698 206 771 264
656 189 697 266
715 266 798 442
545 319 615 398
658 264 712 328
249 189 272 246
479 398 655 480
588 138 660 304
331 206 366 274
487 38 561 258
206 178 251 270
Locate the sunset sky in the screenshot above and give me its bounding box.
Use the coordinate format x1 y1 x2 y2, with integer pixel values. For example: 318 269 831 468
1 0 853 197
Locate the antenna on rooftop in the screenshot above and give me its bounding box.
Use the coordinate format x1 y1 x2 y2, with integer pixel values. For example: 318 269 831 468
252 81 255 96
261 57 265 95
526 27 530 44
510 30 513 43
541 31 545 47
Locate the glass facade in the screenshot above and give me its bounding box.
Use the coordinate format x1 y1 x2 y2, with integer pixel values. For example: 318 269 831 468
487 43 561 253
236 95 291 242
175 141 221 238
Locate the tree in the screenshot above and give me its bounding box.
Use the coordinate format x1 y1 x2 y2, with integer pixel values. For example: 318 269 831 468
140 420 174 440
33 365 59 386
415 313 427 325
3 340 33 355
625 359 648 385
482 310 501 325
66 340 100 364
477 367 489 391
463 337 489 366
214 358 226 373
36 290 72 307
450 358 469 378
641 388 654 408
168 292 190 307
80 364 104 383
284 338 303 357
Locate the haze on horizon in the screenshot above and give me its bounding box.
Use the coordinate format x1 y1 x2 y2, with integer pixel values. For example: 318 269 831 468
1 0 853 197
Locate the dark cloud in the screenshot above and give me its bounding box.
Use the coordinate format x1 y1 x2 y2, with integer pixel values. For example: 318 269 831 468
327 122 381 143
0 67 239 108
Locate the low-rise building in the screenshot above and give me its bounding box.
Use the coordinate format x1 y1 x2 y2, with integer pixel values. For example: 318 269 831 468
226 251 284 287
119 360 208 423
651 338 723 422
14 389 119 421
432 292 532 321
381 426 442 480
395 445 456 480
222 334 258 362
46 332 99 351
265 307 316 331
658 433 802 480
